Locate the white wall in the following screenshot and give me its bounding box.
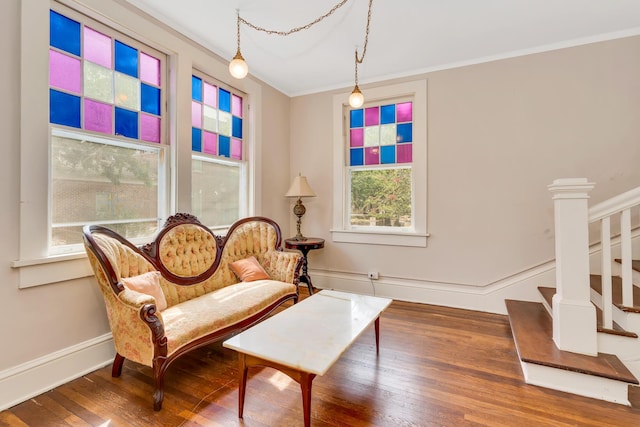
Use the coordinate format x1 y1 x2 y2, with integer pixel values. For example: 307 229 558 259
291 36 640 308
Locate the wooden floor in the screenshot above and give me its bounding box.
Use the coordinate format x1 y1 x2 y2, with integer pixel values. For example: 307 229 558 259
2 290 640 426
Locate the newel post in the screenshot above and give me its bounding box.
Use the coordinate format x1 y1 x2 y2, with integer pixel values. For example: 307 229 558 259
548 178 597 356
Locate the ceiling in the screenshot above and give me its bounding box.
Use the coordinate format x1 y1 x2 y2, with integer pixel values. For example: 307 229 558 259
124 0 640 97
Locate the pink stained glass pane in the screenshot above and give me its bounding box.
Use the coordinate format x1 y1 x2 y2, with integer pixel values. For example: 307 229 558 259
140 53 160 86
364 147 380 165
203 131 217 155
350 128 363 147
231 138 242 159
397 102 412 122
192 101 202 128
232 94 242 117
83 27 112 68
49 50 81 94
365 106 379 126
84 99 112 134
141 114 160 143
204 83 217 107
397 143 412 163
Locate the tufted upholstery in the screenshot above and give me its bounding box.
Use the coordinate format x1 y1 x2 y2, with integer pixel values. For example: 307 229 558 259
83 214 303 410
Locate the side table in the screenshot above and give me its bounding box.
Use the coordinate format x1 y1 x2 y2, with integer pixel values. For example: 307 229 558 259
284 238 325 295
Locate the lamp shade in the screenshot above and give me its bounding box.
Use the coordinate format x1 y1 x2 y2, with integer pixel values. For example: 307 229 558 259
285 175 316 198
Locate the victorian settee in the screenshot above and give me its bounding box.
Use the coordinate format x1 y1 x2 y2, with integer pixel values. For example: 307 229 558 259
83 214 303 410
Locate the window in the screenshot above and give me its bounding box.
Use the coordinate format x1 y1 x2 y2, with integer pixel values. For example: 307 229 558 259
332 80 428 247
191 73 247 229
48 7 167 254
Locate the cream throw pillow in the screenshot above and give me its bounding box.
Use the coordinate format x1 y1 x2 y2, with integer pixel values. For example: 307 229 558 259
121 271 168 311
229 256 270 282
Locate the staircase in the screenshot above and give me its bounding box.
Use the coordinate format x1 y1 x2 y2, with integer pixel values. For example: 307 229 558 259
506 179 640 406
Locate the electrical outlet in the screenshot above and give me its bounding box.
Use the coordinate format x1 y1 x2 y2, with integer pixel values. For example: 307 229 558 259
367 271 379 280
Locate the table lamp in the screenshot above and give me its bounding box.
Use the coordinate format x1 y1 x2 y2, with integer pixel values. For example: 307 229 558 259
285 174 316 241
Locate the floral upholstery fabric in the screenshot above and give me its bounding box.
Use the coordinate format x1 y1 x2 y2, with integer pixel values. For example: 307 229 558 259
158 224 217 277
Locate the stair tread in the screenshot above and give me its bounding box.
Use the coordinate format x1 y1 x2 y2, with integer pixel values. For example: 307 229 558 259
537 286 638 338
505 299 638 384
614 259 640 273
589 275 640 312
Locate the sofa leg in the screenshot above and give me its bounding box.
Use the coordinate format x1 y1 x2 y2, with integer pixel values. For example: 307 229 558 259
112 353 125 377
153 388 164 411
153 361 166 411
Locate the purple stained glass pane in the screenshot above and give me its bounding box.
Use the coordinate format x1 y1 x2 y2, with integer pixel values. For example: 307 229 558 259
49 50 81 94
232 94 242 118
397 102 412 122
350 128 363 147
140 114 160 143
84 27 111 68
397 143 412 163
204 83 217 107
364 147 380 165
365 106 379 126
231 138 242 159
192 101 202 128
140 53 160 86
203 131 217 155
84 99 112 133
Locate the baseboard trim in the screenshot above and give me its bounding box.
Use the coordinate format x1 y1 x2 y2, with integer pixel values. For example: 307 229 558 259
0 333 115 411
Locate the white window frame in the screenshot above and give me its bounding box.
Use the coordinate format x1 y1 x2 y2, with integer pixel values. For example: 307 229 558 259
331 80 429 247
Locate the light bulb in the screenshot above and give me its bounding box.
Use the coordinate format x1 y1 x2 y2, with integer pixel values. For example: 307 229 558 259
349 85 364 108
229 49 248 79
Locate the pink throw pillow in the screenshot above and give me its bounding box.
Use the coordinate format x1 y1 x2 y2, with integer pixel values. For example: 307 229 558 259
229 256 270 282
121 271 168 311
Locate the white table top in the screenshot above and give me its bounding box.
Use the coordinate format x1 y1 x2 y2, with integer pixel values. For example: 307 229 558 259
223 290 393 376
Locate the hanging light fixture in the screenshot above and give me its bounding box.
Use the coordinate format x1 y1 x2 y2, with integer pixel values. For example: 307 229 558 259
349 0 373 108
229 10 248 79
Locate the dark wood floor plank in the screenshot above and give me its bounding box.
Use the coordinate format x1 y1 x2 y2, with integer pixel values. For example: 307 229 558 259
3 291 640 426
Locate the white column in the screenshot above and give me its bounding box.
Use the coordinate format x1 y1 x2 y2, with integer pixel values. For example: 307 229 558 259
548 178 597 355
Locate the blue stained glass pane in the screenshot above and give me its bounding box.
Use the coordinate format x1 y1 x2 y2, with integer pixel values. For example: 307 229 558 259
192 76 202 102
50 11 80 56
380 104 396 125
114 41 138 78
115 107 138 138
350 148 363 166
192 128 202 152
219 89 231 112
219 135 231 157
380 146 396 164
232 117 242 138
141 84 160 115
350 109 363 128
397 123 413 143
50 89 80 128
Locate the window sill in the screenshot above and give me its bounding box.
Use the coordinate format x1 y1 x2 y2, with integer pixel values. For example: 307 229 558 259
330 229 429 247
11 253 93 288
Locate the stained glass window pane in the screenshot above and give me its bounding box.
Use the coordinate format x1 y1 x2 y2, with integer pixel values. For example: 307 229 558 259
192 127 202 152
397 123 413 143
397 102 412 122
232 117 242 138
365 106 379 126
140 53 160 86
84 61 114 103
380 146 396 164
350 128 363 147
115 41 138 78
380 124 397 145
49 50 81 94
231 138 242 160
115 107 138 138
219 135 231 157
203 83 216 106
50 10 80 56
140 114 160 143
141 84 160 115
50 89 81 128
192 76 202 102
218 111 232 136
364 126 379 147
350 109 363 128
203 132 217 155
365 147 379 165
203 106 217 132
380 104 396 125
219 88 231 112
191 101 202 128
84 99 112 133
397 143 412 163
232 95 242 117
114 72 140 110
84 27 111 68
350 148 363 166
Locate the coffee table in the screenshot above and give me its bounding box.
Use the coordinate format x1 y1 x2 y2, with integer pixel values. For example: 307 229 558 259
223 289 392 427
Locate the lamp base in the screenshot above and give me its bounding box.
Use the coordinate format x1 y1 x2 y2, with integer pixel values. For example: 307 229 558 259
293 198 307 241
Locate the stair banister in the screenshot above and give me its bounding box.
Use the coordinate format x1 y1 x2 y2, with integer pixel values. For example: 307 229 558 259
548 178 598 355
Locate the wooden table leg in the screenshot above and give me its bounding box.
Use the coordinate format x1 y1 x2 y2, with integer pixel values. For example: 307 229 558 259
299 371 315 427
374 316 380 355
238 353 248 418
